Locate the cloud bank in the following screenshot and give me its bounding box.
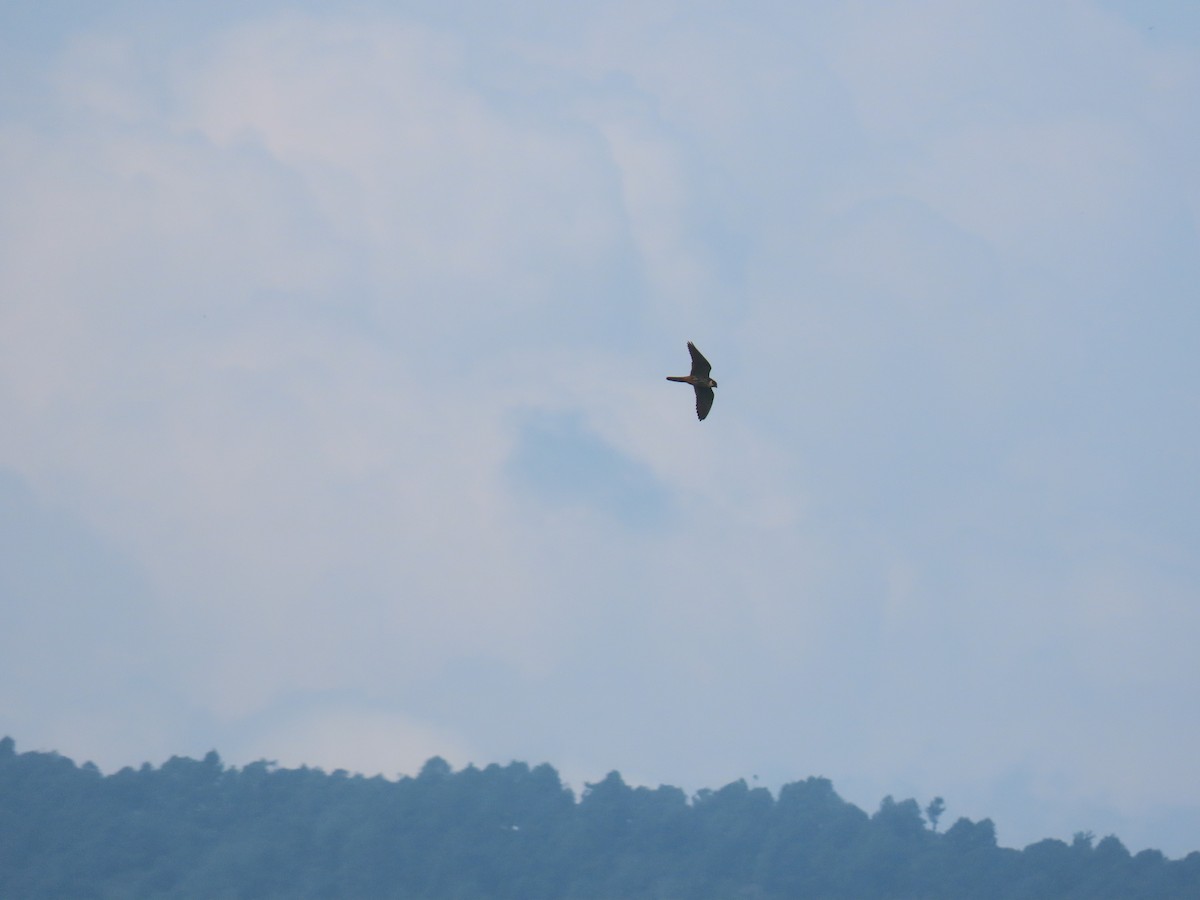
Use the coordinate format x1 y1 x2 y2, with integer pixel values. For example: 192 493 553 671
1 1 1198 855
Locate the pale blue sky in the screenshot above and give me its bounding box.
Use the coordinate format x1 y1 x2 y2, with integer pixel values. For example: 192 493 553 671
2 0 1199 857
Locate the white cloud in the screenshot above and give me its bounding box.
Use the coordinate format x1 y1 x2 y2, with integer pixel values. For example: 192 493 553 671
179 13 631 335
235 706 473 777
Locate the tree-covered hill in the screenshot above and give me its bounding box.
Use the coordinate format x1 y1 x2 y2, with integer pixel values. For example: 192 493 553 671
1 736 1197 899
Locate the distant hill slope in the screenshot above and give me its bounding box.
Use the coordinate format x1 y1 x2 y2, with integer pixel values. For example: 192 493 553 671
2 737 1198 899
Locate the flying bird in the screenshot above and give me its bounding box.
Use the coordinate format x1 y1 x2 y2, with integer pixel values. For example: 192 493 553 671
666 341 718 421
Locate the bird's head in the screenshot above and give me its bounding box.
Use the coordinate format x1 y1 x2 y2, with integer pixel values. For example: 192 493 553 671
710 379 718 389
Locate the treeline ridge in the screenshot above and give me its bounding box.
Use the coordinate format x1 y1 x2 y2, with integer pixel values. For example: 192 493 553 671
2 736 1198 899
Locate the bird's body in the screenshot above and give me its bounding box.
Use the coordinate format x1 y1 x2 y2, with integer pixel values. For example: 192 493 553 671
666 341 718 420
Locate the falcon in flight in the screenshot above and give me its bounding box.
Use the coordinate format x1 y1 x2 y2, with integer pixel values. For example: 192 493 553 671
666 341 718 421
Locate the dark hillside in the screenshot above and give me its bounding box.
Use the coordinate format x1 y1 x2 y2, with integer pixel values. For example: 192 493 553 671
1 737 1197 899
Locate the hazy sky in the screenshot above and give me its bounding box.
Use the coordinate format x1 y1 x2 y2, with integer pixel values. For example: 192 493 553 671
2 0 1199 857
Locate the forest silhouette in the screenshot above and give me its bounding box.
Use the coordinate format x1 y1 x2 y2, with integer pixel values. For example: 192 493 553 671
2 736 1197 898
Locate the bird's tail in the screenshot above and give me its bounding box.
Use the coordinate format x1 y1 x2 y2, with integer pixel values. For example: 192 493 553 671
666 376 689 383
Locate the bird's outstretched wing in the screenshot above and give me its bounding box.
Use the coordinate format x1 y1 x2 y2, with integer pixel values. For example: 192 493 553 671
687 342 712 379
694 386 714 421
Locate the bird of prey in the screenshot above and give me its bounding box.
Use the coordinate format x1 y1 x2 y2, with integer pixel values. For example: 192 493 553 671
666 341 718 421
